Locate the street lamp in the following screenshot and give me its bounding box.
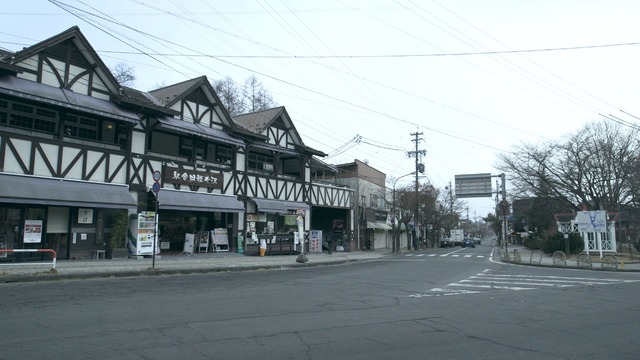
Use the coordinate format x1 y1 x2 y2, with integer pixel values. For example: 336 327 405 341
392 172 416 253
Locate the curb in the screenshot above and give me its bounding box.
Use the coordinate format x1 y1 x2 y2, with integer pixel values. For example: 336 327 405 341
0 258 361 283
500 258 640 272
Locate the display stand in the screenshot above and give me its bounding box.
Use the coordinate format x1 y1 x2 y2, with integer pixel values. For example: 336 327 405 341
196 231 209 253
181 233 195 256
210 228 229 252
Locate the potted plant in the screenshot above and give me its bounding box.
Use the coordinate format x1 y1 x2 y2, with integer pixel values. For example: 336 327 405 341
108 211 130 259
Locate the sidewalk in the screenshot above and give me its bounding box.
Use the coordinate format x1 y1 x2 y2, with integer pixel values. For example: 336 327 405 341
499 244 640 272
0 250 388 283
2 245 640 283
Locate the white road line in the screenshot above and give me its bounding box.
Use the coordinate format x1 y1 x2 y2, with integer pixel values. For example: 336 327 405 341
409 269 638 299
448 283 537 291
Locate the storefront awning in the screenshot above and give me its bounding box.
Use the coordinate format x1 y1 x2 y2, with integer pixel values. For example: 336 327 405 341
367 222 393 230
0 173 137 209
157 189 244 213
252 198 309 214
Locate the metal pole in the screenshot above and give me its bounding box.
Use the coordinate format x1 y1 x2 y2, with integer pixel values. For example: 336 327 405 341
414 168 419 251
392 186 396 253
152 193 158 269
501 173 508 255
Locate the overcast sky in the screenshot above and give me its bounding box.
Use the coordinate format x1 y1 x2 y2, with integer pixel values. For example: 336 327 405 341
2 0 639 219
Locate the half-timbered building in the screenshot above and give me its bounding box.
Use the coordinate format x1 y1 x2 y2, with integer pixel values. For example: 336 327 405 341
0 26 355 261
232 107 353 254
0 27 140 260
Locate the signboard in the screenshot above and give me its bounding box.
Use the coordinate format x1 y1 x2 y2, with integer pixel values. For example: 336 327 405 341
575 210 607 233
454 173 493 198
183 233 195 254
309 230 322 253
163 165 222 189
78 208 94 224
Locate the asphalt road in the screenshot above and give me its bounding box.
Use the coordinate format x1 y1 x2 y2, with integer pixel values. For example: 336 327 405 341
2 244 639 360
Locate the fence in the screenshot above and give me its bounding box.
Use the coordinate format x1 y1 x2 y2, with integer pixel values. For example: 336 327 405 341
0 249 57 269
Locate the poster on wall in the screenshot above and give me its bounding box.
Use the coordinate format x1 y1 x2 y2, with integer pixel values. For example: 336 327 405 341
23 220 43 243
333 219 344 234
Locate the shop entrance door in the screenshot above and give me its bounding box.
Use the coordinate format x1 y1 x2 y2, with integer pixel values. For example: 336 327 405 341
0 208 21 261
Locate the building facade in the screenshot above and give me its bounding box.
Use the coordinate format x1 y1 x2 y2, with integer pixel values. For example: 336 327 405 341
333 160 391 250
0 27 353 262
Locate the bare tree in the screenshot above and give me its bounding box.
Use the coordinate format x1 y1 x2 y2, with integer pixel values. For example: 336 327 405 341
243 75 276 112
212 76 246 116
498 120 640 213
212 75 276 116
111 62 136 87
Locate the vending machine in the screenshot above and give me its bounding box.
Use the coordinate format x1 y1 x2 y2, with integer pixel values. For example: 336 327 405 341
128 212 160 256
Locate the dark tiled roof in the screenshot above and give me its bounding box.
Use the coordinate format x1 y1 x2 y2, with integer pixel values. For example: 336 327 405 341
113 86 177 115
232 107 284 133
149 76 204 107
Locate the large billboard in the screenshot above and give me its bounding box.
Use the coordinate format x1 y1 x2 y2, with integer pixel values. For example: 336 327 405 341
454 173 493 198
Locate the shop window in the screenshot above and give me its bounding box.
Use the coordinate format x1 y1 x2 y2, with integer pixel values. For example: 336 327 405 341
0 100 6 124
0 99 58 134
248 151 274 173
148 131 181 157
195 141 206 160
216 144 233 165
194 141 232 165
369 194 379 208
281 157 301 178
63 113 128 146
179 138 193 158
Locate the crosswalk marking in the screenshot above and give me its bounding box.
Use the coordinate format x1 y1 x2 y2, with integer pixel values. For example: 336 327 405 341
408 270 640 298
404 253 485 259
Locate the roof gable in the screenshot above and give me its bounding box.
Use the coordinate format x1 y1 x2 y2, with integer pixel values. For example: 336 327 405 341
149 76 236 128
233 106 326 156
11 26 121 97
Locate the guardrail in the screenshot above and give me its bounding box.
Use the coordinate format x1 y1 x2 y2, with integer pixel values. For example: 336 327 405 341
0 249 57 269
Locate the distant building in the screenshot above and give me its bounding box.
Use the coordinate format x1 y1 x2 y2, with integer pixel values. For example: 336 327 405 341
332 160 392 250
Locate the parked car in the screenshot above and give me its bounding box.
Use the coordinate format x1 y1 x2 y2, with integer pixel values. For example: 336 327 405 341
473 237 481 245
440 238 453 248
462 238 476 248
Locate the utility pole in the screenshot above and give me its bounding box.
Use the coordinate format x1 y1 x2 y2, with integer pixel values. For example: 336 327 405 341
446 180 455 229
408 131 426 251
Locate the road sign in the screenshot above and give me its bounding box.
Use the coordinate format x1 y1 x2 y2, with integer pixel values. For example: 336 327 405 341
153 170 161 182
152 182 160 193
455 173 493 198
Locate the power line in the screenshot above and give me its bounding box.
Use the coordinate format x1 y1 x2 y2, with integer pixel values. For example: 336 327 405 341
52 40 640 59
